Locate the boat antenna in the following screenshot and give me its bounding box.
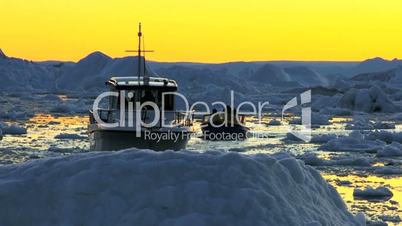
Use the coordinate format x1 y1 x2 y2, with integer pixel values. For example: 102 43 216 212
142 35 146 78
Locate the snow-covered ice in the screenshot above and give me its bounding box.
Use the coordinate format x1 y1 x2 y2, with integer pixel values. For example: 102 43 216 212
0 150 364 226
337 86 398 113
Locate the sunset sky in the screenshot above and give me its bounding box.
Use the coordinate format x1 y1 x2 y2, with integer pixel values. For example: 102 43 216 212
1 0 402 62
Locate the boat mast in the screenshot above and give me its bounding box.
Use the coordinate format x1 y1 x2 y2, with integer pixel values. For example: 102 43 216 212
126 23 153 86
137 23 142 85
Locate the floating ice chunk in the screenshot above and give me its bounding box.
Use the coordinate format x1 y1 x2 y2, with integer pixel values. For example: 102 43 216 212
345 117 394 130
335 179 352 186
353 186 393 200
319 107 353 116
0 150 364 226
47 146 76 153
320 134 384 153
266 119 281 126
282 132 305 142
366 131 402 144
1 124 27 135
330 157 372 167
378 215 401 224
373 122 396 130
50 103 75 114
376 142 402 157
301 153 371 167
311 134 337 144
54 133 87 140
374 166 402 175
43 94 62 101
366 219 388 226
301 153 325 166
345 116 373 130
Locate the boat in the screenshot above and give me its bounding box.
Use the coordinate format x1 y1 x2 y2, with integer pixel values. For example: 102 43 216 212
200 109 249 141
88 24 193 151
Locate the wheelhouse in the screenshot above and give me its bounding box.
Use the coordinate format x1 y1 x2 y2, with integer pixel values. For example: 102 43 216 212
106 76 178 111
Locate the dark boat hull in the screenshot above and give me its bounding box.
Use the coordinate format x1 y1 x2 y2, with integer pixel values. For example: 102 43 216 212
89 129 191 151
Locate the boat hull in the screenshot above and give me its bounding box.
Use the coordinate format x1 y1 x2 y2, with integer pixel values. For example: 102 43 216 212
89 129 191 151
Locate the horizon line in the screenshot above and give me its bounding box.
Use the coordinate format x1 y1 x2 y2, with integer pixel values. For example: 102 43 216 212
2 48 400 64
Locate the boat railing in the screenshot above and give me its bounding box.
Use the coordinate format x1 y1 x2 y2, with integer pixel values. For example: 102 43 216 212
89 109 193 127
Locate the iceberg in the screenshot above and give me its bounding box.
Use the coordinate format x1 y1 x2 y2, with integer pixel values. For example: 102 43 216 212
0 150 364 226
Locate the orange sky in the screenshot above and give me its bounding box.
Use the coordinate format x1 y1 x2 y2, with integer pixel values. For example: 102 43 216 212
1 0 402 63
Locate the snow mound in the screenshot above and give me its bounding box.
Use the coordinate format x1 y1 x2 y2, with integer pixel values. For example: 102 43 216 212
353 186 393 200
0 150 363 226
337 86 398 113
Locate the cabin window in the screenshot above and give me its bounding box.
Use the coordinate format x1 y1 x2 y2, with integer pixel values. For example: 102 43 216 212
141 90 157 104
163 93 174 111
116 90 138 109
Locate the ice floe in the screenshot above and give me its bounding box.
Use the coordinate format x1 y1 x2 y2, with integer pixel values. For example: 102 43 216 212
345 116 395 130
310 134 338 144
54 133 87 140
373 166 402 175
319 132 384 153
353 186 393 201
0 123 27 135
301 153 372 167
